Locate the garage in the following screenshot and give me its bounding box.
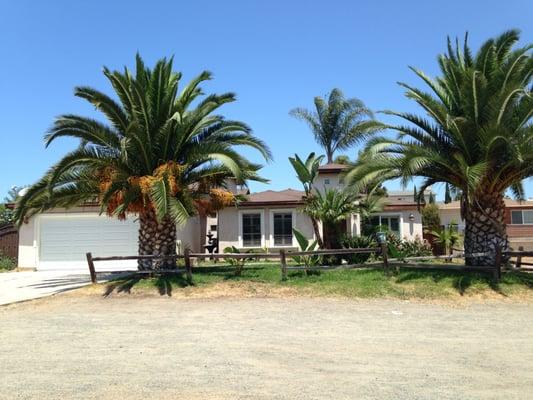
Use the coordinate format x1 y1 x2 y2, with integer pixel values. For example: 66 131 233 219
37 214 139 271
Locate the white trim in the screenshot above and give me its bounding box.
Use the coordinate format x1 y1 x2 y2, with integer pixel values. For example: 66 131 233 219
238 209 265 248
269 209 296 248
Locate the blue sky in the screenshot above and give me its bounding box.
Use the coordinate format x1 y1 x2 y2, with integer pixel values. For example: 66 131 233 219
1 0 532 200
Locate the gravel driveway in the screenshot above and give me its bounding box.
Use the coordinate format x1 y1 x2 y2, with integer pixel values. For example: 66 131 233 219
1 295 532 399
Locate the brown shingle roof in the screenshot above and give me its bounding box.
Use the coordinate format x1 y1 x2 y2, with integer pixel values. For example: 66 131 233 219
240 189 305 206
317 163 348 173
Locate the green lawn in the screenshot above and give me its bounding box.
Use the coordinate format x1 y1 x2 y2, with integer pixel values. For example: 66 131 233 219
101 261 533 300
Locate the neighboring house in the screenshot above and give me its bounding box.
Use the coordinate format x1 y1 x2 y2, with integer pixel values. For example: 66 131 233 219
438 200 533 250
218 164 424 251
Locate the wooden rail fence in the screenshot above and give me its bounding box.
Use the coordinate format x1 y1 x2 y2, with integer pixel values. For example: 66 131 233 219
86 245 527 284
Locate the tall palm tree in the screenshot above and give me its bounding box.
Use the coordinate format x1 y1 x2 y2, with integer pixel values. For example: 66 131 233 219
15 55 271 269
346 30 532 266
304 188 358 249
288 152 325 247
290 88 383 163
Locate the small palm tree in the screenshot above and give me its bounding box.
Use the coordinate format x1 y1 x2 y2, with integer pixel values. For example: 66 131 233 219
346 30 532 266
290 88 383 163
15 55 271 270
430 227 461 257
288 152 325 247
304 188 358 249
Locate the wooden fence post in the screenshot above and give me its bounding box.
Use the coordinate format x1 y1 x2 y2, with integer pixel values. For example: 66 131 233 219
86 252 97 284
184 248 193 284
516 246 524 269
280 249 287 281
493 245 502 283
380 242 389 274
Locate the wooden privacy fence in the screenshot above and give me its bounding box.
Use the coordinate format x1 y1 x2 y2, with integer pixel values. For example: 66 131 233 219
0 224 18 260
87 245 522 284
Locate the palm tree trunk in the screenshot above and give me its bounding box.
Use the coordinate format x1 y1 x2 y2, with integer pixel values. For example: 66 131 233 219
138 208 177 270
463 191 508 266
311 217 324 248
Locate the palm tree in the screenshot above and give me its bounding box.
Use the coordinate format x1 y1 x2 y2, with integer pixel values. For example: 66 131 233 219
15 55 271 270
288 152 325 247
346 30 532 266
290 88 383 163
430 227 460 258
304 188 358 249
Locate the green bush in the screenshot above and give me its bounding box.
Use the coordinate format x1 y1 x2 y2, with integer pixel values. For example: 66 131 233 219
0 253 16 271
386 234 432 259
341 235 377 264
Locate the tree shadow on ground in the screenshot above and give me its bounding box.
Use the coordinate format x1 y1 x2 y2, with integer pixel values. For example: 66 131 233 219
393 267 533 296
103 273 191 297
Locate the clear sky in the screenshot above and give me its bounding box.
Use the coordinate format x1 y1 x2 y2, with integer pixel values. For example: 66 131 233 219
1 0 532 200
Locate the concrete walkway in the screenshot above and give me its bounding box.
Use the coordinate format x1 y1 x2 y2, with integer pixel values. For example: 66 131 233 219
0 270 107 305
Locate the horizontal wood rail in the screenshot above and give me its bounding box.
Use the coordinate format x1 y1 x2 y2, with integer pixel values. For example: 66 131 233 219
189 252 280 260
287 247 377 257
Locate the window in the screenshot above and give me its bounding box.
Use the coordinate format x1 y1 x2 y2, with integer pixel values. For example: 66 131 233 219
511 210 533 225
369 215 401 236
209 225 217 232
242 213 261 247
324 178 330 185
273 212 293 246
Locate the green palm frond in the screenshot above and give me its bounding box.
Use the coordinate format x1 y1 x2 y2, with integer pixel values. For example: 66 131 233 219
345 31 532 209
16 55 271 225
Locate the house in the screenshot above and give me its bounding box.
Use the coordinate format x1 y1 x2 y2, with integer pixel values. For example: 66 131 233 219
217 164 424 251
438 199 533 250
16 163 424 270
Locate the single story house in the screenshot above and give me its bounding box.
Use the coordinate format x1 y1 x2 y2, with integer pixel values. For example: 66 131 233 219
16 163 425 270
438 199 533 250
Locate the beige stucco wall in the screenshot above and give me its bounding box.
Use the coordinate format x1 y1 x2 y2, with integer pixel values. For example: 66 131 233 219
18 207 203 269
218 206 315 251
439 208 465 231
313 174 346 194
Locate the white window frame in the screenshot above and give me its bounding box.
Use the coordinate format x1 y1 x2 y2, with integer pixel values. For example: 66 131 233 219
370 213 403 237
511 210 533 225
269 209 295 248
238 209 265 248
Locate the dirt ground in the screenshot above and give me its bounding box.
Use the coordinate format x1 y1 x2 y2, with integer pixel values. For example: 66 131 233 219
1 293 532 400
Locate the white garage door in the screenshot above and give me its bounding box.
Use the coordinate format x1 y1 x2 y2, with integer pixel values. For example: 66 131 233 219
38 214 139 271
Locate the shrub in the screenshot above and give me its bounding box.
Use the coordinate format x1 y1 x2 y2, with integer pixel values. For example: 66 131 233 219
0 253 16 271
291 228 320 273
421 203 441 232
341 235 376 264
387 234 432 260
223 246 247 276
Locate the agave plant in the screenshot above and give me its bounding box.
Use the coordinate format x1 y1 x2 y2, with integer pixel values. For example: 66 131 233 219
15 55 271 270
346 30 532 266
